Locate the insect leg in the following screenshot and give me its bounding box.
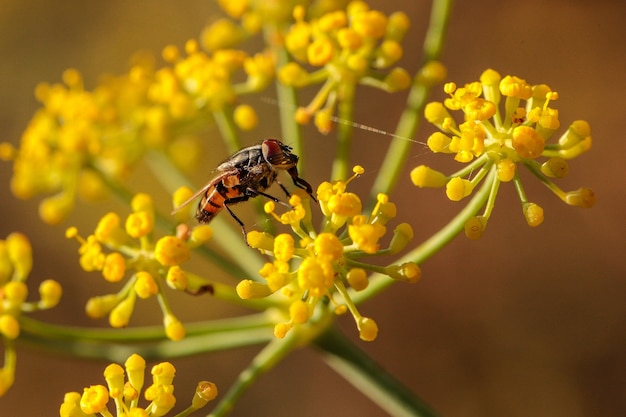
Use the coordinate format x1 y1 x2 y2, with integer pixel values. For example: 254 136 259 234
245 188 291 208
285 166 316 202
222 195 250 238
275 180 291 199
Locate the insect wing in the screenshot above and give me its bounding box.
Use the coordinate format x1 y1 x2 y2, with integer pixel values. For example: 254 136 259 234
170 170 238 216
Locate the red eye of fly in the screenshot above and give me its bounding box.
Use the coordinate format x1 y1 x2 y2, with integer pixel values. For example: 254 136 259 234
262 139 284 165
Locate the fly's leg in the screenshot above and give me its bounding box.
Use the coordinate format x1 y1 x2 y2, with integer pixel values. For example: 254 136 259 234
276 180 291 199
222 195 250 240
246 188 291 209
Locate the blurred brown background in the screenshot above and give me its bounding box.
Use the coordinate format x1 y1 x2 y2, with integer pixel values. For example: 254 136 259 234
1 1 625 416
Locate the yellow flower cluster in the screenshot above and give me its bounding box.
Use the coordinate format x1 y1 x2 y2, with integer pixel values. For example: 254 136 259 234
278 2 412 133
66 193 212 340
412 69 595 237
60 353 218 417
0 32 273 224
236 166 420 341
0 233 62 396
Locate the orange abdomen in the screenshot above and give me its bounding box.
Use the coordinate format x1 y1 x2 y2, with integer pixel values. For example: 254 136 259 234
196 185 241 223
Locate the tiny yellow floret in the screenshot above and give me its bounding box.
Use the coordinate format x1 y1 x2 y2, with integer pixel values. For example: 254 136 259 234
154 236 190 266
80 385 109 414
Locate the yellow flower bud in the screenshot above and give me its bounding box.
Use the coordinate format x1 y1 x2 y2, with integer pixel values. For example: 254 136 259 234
102 252 126 282
307 38 335 66
464 216 486 240
565 188 595 208
357 317 378 341
274 234 295 262
496 158 516 182
410 165 448 187
163 314 185 341
151 361 176 386
346 268 368 291
445 177 472 201
386 262 421 283
80 385 109 414
39 279 62 308
289 300 310 324
523 203 544 227
192 381 218 409
236 279 272 299
388 223 414 254
59 392 82 417
0 314 20 339
154 236 189 266
233 104 258 131
85 294 119 319
134 271 159 299
512 126 545 159
39 193 73 225
125 353 146 393
165 266 188 291
125 211 153 239
540 157 569 178
109 293 136 328
103 363 125 399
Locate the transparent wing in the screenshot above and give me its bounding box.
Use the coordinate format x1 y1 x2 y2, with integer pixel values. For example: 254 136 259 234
170 171 234 216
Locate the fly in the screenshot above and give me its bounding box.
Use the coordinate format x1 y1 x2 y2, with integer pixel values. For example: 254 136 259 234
171 139 316 237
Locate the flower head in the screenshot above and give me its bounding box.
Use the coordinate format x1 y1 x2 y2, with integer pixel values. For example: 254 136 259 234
66 193 210 339
239 166 419 341
0 233 61 396
60 353 217 417
415 69 595 236
278 3 417 134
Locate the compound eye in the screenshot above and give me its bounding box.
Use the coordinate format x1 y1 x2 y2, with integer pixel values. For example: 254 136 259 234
262 139 294 167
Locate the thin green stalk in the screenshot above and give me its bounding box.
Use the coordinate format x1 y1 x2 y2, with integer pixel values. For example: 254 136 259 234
355 168 495 304
371 0 454 200
332 83 356 181
18 314 274 361
213 107 242 155
264 23 303 162
314 327 440 417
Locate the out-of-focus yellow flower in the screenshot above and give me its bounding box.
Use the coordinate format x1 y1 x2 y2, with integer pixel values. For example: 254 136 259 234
279 3 420 134
0 233 62 397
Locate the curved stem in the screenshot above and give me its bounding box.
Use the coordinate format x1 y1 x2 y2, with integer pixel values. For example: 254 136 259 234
314 327 440 417
17 314 274 361
206 311 331 417
355 168 495 304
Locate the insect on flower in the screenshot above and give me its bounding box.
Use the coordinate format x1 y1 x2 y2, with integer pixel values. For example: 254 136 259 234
172 139 316 236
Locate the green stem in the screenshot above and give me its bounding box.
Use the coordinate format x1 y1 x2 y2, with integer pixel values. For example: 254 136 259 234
355 168 495 304
264 24 303 163
207 309 335 416
17 314 274 361
371 0 454 200
314 327 440 417
332 83 356 181
213 107 242 155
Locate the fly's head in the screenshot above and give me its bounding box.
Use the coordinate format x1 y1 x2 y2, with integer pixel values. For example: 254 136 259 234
262 139 298 170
